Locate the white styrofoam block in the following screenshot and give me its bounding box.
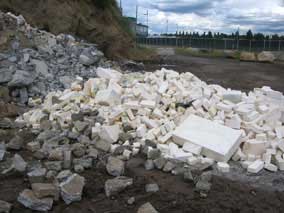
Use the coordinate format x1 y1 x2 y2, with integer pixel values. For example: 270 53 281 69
243 140 266 156
225 114 241 129
182 142 202 155
223 90 242 103
264 163 278 172
140 100 156 109
247 160 264 173
217 162 230 173
172 115 242 162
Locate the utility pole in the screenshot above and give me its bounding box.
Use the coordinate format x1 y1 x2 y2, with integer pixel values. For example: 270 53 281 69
135 5 138 36
166 19 168 35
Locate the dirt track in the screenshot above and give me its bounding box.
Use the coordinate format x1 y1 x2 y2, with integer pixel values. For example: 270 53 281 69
145 51 284 93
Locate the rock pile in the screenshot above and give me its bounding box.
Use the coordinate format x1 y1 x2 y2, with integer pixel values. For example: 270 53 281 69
16 66 284 178
0 11 112 104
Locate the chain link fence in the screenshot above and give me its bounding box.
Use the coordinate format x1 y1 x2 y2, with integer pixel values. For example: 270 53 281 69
137 37 284 52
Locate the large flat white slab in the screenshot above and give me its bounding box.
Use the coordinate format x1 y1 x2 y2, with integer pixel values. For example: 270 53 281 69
172 115 242 162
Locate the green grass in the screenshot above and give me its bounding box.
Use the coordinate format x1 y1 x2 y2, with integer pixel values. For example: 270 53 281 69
128 45 158 61
175 48 241 60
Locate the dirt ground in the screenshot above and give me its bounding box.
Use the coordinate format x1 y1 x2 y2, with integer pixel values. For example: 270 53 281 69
2 54 284 212
144 52 284 93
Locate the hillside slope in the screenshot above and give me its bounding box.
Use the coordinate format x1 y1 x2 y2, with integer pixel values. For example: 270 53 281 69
0 0 134 59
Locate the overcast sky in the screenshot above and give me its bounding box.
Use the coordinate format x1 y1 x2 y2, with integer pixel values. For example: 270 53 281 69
117 0 284 35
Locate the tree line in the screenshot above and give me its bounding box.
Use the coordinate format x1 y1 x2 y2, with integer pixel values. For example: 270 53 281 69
160 30 284 40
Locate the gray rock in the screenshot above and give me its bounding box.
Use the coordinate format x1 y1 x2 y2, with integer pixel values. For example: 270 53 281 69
7 135 23 150
0 150 5 162
56 170 72 182
95 140 111 152
31 183 59 199
31 59 53 78
106 156 125 177
27 168 47 183
0 200 12 213
200 171 213 182
8 70 35 87
59 76 74 89
153 157 166 170
0 69 13 84
74 164 84 173
127 197 135 205
145 183 159 193
60 174 85 205
46 170 58 179
44 161 62 171
48 149 64 161
105 176 133 197
184 169 194 182
144 160 155 171
147 148 161 160
63 151 72 169
195 180 212 192
163 161 176 173
137 202 158 213
17 189 53 212
13 154 27 172
72 143 85 158
73 157 93 169
19 88 28 104
26 141 41 153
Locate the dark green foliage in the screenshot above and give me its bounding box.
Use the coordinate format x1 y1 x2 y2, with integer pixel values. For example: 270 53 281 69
95 0 117 9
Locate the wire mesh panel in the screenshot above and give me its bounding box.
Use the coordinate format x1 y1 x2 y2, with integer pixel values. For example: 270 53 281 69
137 37 284 52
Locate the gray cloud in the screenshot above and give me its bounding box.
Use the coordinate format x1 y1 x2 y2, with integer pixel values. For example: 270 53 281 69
119 0 284 34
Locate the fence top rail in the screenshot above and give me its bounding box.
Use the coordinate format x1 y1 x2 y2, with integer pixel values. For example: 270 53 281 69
139 37 284 42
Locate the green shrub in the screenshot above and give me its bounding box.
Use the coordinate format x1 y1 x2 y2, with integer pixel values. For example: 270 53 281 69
95 0 117 9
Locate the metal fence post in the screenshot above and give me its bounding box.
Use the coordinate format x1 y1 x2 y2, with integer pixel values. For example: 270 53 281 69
224 39 227 50
279 40 281 51
249 40 252 52
263 40 265 51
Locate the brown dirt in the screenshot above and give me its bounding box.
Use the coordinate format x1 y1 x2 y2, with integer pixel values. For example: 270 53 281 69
144 54 284 93
0 0 134 59
1 153 284 213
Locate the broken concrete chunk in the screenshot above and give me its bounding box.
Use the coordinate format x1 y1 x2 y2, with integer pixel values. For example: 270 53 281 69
18 189 53 212
96 67 122 82
105 176 133 197
0 200 12 213
145 183 159 193
13 154 27 172
32 183 58 199
95 89 121 106
137 202 158 213
106 156 125 177
173 115 242 162
99 125 120 144
60 174 85 205
27 168 47 184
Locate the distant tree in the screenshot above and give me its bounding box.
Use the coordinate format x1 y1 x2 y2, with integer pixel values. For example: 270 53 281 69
207 31 213 38
272 34 279 40
254 33 265 40
246 30 253 40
